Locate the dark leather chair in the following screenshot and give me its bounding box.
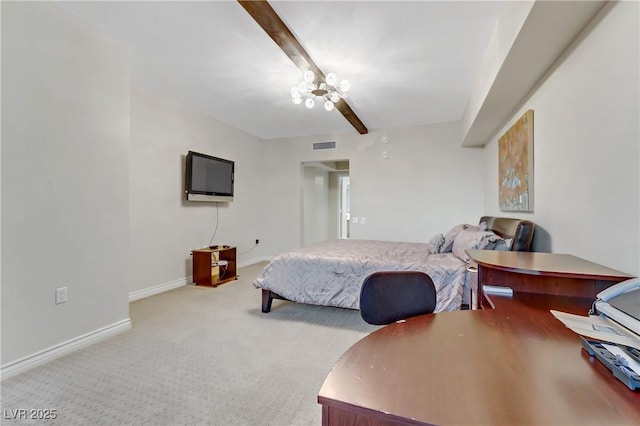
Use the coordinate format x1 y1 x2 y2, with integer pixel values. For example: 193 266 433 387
479 216 535 251
359 271 437 325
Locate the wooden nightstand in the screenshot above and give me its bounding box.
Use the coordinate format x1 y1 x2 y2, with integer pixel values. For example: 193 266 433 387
191 246 237 287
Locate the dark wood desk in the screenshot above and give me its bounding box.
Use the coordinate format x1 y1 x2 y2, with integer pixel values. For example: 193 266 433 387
467 250 634 309
318 293 640 425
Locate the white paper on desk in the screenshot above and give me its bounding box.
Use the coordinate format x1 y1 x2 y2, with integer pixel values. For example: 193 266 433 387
550 310 640 350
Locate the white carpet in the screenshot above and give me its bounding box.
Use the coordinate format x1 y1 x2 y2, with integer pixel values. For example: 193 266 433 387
1 262 377 425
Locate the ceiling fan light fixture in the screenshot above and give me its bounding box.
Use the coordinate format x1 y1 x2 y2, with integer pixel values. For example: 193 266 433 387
291 71 350 112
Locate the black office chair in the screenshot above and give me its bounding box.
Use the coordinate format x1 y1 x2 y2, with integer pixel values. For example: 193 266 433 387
359 271 437 325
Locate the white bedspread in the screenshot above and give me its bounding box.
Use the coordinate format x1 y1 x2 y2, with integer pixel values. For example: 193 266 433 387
253 239 467 312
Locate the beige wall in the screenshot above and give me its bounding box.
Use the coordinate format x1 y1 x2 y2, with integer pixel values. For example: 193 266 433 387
129 88 266 295
1 2 131 364
262 121 485 256
482 1 639 275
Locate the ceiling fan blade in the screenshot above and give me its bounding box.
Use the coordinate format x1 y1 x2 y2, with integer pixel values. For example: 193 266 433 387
238 0 368 135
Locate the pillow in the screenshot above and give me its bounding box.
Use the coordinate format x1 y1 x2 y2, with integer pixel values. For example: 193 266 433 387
440 223 487 253
494 238 513 251
427 233 444 254
452 229 500 262
440 224 466 253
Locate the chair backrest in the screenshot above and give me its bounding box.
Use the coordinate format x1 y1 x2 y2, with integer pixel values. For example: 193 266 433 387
359 271 437 325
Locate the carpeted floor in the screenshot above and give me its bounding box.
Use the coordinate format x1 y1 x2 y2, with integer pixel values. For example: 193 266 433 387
1 262 378 425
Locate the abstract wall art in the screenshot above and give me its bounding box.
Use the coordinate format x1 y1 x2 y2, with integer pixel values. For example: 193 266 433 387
498 109 534 212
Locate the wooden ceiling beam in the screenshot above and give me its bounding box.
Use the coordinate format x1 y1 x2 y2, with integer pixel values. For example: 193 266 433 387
238 0 368 135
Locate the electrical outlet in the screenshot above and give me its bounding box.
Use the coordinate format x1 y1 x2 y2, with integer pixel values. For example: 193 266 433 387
256 239 260 245
55 287 68 304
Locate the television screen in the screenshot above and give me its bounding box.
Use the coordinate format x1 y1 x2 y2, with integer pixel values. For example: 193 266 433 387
185 151 234 202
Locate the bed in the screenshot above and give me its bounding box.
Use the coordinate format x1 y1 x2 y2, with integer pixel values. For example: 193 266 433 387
254 216 534 313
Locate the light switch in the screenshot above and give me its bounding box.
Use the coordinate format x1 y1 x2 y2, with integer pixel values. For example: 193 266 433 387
361 217 366 225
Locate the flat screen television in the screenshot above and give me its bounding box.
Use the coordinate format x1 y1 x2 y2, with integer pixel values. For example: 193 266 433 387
185 151 234 202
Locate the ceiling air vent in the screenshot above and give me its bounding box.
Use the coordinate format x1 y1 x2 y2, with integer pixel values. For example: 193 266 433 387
313 141 336 150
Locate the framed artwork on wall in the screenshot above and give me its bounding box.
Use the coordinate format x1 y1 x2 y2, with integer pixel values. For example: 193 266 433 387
498 109 534 212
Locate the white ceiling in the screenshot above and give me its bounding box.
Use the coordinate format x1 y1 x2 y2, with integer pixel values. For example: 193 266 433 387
56 1 504 139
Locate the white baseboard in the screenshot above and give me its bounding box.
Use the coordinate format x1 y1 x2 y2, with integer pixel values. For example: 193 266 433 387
1 259 275 381
0 318 131 381
129 276 190 302
128 258 273 303
238 256 272 269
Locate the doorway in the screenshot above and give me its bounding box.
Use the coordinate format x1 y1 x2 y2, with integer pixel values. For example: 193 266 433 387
301 160 350 246
339 176 350 239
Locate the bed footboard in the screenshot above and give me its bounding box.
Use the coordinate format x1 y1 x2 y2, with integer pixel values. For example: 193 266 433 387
261 289 288 313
